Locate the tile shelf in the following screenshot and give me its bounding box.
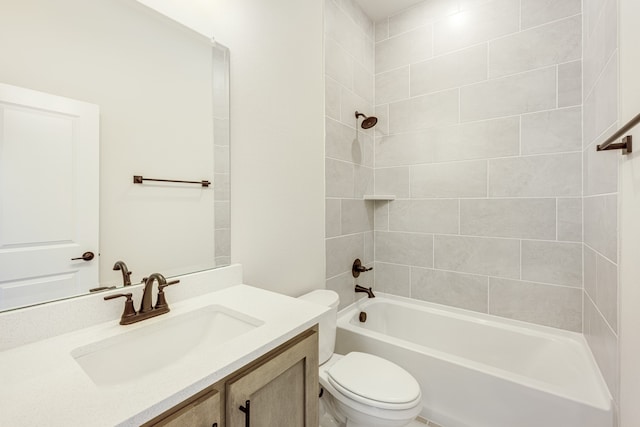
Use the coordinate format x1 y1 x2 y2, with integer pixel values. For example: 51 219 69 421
362 195 396 201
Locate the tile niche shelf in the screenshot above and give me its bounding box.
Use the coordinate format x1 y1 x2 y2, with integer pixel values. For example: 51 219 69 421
363 195 396 201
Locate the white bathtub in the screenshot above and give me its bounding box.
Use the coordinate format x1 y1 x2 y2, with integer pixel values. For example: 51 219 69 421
335 294 613 427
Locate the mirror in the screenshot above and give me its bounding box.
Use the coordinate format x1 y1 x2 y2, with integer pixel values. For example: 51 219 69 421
0 0 230 311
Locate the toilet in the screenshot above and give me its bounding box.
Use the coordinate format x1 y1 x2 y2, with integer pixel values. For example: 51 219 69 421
299 290 422 427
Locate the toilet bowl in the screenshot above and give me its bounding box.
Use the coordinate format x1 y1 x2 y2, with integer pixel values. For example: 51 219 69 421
299 290 422 427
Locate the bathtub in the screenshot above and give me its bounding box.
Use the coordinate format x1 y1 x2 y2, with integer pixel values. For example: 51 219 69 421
335 294 613 427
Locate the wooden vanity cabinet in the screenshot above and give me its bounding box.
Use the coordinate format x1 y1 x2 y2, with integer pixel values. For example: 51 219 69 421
144 327 318 427
151 388 222 427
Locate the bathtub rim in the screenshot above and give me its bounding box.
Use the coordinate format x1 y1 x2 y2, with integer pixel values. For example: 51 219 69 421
337 293 613 412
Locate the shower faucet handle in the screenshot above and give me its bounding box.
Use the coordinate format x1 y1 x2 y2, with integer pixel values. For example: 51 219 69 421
352 258 373 278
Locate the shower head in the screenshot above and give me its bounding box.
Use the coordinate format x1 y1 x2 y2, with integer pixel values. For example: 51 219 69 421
355 111 378 129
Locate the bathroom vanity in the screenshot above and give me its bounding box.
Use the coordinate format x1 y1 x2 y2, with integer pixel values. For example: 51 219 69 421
145 327 318 426
0 266 326 426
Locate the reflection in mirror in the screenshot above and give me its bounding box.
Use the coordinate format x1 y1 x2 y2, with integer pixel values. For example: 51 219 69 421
0 0 230 311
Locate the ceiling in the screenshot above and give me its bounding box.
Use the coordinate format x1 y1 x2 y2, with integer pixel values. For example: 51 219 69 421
353 0 426 22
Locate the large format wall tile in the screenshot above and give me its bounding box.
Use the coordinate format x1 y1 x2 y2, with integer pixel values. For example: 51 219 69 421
595 255 618 333
488 153 581 197
325 38 354 89
389 89 459 133
596 253 618 333
558 61 582 107
341 199 374 235
326 198 341 238
433 0 520 55
584 194 618 262
557 198 583 242
411 267 488 312
489 16 581 78
583 0 617 97
376 66 410 105
584 144 618 196
375 231 434 267
583 52 618 146
520 0 581 29
327 271 356 310
412 160 487 198
376 25 433 73
326 233 364 278
460 199 556 240
326 158 354 198
584 245 597 299
342 0 593 337
375 117 520 167
489 278 582 331
389 199 459 234
324 0 374 303
375 262 411 296
411 44 488 96
375 19 388 42
389 0 458 37
375 167 411 197
521 240 582 287
584 295 619 402
460 67 557 122
521 107 582 155
434 235 520 279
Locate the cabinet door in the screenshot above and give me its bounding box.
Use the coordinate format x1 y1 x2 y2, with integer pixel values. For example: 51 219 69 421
152 389 221 427
226 329 319 427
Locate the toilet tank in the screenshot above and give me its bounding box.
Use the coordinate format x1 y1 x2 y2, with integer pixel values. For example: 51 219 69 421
298 290 339 364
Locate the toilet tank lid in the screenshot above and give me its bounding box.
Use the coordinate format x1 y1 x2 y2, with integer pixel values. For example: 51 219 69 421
298 289 339 308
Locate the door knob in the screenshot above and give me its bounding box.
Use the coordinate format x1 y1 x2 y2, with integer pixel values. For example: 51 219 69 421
71 251 95 261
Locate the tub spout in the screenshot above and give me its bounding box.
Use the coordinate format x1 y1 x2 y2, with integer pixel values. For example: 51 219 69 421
355 284 375 298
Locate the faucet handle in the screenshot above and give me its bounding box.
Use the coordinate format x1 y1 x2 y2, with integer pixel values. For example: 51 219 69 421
155 279 180 310
352 258 373 277
104 293 137 324
158 279 180 291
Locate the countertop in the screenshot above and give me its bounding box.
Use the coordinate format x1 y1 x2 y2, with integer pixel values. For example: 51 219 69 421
0 284 327 426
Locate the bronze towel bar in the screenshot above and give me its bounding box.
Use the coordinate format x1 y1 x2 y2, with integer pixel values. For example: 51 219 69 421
596 112 640 154
133 175 211 187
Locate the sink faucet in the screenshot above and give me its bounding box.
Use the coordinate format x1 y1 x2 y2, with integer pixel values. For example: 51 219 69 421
140 273 178 313
113 260 132 286
104 272 179 325
355 284 375 298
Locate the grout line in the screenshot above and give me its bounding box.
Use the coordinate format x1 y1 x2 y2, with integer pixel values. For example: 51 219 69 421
519 239 523 280
556 64 560 108
555 198 559 241
487 276 491 313
518 0 522 31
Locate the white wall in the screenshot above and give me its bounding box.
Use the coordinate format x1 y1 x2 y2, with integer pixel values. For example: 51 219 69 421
137 0 326 296
618 0 640 424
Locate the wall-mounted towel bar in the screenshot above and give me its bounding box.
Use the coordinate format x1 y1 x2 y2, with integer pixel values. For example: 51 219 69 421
133 175 211 187
596 112 640 154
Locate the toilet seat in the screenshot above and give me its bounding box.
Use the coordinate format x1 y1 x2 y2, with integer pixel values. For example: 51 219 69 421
327 352 422 410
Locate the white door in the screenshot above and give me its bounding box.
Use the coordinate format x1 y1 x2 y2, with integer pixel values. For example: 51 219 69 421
0 83 99 310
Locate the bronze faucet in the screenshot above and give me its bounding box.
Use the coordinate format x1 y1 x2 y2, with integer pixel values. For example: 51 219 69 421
140 273 178 313
104 272 179 325
355 284 375 298
113 260 132 286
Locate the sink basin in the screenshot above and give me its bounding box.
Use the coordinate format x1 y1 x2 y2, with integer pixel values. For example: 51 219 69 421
71 305 263 386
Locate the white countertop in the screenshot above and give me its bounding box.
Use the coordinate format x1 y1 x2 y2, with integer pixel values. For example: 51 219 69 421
0 284 327 426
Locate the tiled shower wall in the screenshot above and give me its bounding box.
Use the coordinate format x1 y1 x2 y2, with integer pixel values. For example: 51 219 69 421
213 46 231 266
372 0 584 331
324 0 376 306
582 0 620 409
